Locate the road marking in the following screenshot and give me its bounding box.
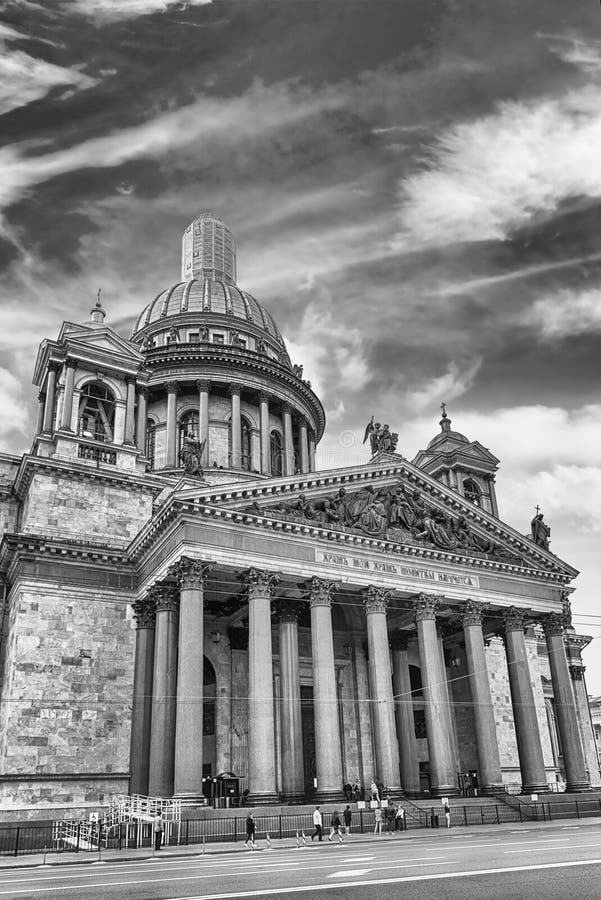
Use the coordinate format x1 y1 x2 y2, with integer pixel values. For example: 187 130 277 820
340 856 374 862
160 858 601 898
328 869 372 877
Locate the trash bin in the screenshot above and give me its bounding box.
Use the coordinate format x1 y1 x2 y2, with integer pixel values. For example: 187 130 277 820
430 813 439 828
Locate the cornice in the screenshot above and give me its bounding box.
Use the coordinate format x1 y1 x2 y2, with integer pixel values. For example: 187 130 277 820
141 344 325 438
0 531 132 580
12 453 172 502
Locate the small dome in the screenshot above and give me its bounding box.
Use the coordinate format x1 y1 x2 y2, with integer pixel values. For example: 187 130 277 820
130 278 285 346
426 405 469 449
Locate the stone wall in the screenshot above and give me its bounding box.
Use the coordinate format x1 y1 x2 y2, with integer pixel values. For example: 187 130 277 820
0 579 135 815
20 468 154 546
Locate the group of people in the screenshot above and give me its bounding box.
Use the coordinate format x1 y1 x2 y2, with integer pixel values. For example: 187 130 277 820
311 806 353 842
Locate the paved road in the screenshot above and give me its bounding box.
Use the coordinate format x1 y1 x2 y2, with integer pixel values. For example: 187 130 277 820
2 823 601 900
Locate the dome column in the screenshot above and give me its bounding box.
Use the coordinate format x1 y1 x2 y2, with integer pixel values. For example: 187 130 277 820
135 388 148 454
308 431 316 473
259 392 271 475
42 363 60 433
198 380 210 467
282 404 294 477
165 382 179 467
124 377 136 446
299 417 309 474
59 358 77 432
229 385 242 468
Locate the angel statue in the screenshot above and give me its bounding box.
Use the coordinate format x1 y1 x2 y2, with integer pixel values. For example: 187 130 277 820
179 437 206 477
363 417 399 455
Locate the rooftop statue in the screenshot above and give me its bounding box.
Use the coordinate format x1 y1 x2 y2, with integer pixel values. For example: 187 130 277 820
363 417 399 455
530 508 551 550
179 437 206 477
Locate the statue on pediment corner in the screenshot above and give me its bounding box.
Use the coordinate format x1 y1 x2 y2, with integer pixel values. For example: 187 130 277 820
363 417 399 455
530 510 550 550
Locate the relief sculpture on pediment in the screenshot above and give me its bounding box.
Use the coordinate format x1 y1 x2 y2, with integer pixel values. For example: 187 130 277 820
245 480 524 564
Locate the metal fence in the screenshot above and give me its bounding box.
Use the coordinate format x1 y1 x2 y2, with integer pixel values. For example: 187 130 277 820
2 797 601 857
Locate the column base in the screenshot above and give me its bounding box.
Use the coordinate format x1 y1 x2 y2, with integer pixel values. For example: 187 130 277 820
247 792 279 806
314 789 345 803
280 791 306 805
430 786 460 798
521 782 550 794
565 780 592 792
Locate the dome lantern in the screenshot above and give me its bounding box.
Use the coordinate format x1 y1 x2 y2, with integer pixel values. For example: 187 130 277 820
181 214 236 285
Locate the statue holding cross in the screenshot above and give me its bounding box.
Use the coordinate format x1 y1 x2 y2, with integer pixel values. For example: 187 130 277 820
530 506 550 549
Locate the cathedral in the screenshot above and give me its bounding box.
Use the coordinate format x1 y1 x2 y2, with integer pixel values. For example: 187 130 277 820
0 215 598 822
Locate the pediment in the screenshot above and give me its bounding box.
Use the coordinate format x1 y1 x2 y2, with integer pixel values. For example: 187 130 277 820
172 459 577 579
58 322 144 363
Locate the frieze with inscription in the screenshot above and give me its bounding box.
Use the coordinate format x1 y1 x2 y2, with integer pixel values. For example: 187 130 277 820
315 550 479 587
245 480 524 566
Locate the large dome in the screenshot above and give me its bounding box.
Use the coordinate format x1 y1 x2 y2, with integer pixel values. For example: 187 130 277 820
131 277 285 346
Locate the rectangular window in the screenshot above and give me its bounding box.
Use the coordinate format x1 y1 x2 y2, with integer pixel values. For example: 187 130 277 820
189 332 200 343
213 333 224 344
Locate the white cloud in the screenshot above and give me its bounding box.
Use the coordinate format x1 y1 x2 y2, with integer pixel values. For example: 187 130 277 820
0 367 29 439
523 289 601 339
0 24 97 115
404 359 481 413
395 85 601 247
63 0 211 22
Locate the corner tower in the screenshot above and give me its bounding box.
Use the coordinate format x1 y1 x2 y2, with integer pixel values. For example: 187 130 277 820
412 405 500 515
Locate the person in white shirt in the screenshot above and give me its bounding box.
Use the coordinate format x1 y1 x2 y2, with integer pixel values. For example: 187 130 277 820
311 806 323 842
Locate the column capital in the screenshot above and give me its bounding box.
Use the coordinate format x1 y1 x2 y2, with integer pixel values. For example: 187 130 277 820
258 391 270 404
197 379 211 392
240 567 281 599
362 584 392 614
154 584 179 614
298 415 308 429
228 384 242 397
569 664 585 681
389 629 412 652
274 599 304 624
303 576 339 608
168 556 214 590
64 356 77 370
48 360 62 374
281 402 292 415
503 606 527 633
460 599 487 628
125 375 137 386
413 592 440 622
543 612 568 637
138 386 149 399
166 381 180 395
131 593 157 629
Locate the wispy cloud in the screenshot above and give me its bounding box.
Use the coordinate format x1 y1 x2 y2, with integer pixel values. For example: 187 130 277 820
0 23 96 115
395 85 601 248
61 0 212 22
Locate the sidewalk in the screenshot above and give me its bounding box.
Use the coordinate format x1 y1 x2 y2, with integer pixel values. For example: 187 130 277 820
2 815 601 871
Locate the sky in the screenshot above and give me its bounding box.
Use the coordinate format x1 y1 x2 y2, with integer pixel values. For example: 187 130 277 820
1 0 600 687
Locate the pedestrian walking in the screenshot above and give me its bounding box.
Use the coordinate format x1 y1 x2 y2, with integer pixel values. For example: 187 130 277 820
395 805 406 833
443 803 451 828
244 812 256 848
373 804 383 835
311 806 323 842
153 811 164 851
329 810 343 843
343 805 352 835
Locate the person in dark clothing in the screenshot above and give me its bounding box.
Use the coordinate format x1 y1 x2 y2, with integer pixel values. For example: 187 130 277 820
343 805 352 835
153 812 164 851
329 810 343 843
244 812 256 848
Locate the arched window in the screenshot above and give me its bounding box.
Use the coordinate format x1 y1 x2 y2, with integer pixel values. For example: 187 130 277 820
77 382 115 443
179 410 199 455
463 478 481 506
145 419 156 467
270 430 283 476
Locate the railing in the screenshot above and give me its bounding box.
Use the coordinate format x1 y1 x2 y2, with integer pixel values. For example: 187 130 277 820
78 443 117 465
